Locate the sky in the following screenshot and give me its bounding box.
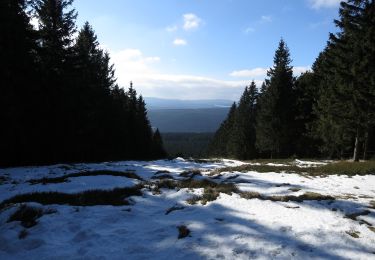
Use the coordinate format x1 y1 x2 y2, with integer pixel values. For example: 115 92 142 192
72 0 343 100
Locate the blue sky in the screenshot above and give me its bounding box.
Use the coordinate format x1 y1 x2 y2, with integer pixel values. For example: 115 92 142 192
73 0 343 100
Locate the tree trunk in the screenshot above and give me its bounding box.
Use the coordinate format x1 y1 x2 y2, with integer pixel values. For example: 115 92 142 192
352 127 360 162
363 128 369 161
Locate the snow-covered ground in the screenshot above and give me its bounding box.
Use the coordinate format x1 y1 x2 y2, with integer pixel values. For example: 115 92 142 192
0 159 374 259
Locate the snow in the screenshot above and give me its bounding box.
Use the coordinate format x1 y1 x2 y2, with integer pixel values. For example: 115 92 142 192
0 159 374 259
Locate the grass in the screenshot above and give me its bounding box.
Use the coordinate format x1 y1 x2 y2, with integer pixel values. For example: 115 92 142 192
149 178 238 205
0 186 142 210
177 225 190 239
165 205 185 215
240 191 335 202
210 164 304 175
346 230 360 238
28 170 143 185
7 205 43 228
18 229 29 239
179 169 202 178
310 161 375 176
210 160 375 176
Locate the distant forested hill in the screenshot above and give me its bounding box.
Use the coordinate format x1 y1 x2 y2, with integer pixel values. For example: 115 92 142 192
147 108 230 133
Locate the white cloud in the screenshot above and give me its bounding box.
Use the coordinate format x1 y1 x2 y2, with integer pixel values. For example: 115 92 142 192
244 27 255 34
230 66 311 78
173 38 187 46
260 15 272 23
293 66 311 75
109 48 257 100
230 68 268 78
166 25 178 32
309 0 342 9
183 13 202 31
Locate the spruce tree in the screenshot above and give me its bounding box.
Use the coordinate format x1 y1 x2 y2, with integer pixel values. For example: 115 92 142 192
33 0 78 162
0 0 41 165
208 102 237 157
314 0 375 161
255 39 296 158
151 129 167 159
227 81 258 159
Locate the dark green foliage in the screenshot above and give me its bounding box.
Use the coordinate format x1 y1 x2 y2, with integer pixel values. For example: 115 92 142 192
162 133 214 158
151 129 168 159
0 0 166 167
256 39 296 158
312 0 375 160
1 186 143 209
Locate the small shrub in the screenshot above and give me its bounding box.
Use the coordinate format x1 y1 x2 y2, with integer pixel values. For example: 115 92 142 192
177 225 190 239
369 201 375 209
8 205 43 228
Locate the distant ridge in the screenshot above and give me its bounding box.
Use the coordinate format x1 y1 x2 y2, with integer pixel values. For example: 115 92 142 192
145 97 233 110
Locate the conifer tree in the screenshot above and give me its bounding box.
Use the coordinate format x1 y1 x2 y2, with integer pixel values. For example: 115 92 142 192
314 0 375 161
227 81 258 159
0 0 41 165
151 129 168 159
255 39 296 158
208 102 237 157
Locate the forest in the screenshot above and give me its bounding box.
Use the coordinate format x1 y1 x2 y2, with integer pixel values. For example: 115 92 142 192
1 0 374 166
0 0 167 167
209 0 375 161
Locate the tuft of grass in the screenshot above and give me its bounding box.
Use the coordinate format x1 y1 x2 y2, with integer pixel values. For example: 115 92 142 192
151 174 175 180
346 230 360 238
18 229 29 239
240 191 263 200
28 170 143 185
309 161 375 176
8 205 43 228
288 187 301 192
345 210 371 221
0 186 142 209
179 169 202 179
165 205 185 215
177 225 190 239
240 191 334 203
211 160 375 177
184 181 238 205
210 164 304 175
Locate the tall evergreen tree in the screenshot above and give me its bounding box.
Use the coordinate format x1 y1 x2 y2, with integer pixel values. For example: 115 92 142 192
227 81 258 159
0 0 41 165
33 0 78 162
314 0 375 161
208 102 237 157
255 39 296 158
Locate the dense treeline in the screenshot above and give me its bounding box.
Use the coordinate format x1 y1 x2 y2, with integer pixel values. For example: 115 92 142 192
209 0 375 161
0 0 166 167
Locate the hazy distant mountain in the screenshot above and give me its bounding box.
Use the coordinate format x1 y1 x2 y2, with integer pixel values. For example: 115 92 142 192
148 108 230 133
145 97 233 109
